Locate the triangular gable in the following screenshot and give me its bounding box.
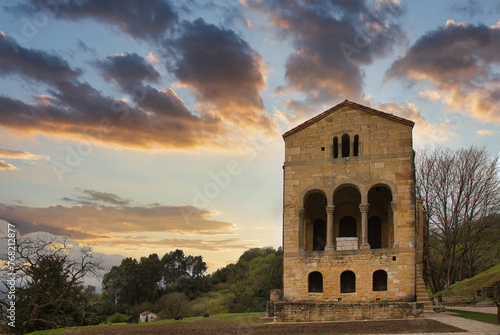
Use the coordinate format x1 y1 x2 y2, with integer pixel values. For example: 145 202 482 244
282 99 414 138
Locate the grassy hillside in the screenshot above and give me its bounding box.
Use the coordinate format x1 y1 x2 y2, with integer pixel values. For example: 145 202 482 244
433 263 500 303
186 289 234 316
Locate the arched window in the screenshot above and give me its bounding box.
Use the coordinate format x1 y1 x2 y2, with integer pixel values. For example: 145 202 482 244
341 271 356 293
353 135 359 156
313 219 326 251
373 270 387 291
309 271 323 292
339 216 357 237
368 216 382 249
341 134 350 157
333 136 339 158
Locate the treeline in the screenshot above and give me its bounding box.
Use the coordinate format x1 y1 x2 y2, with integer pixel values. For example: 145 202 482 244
102 250 207 307
100 246 283 316
0 235 282 334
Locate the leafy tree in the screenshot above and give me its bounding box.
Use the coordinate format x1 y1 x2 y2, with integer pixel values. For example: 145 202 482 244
138 254 162 302
161 249 207 286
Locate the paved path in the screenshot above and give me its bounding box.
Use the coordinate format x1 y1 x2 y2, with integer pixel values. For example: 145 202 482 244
447 306 498 315
392 313 500 335
368 312 500 335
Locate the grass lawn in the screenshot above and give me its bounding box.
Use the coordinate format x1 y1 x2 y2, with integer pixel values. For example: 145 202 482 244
446 309 499 325
25 312 267 335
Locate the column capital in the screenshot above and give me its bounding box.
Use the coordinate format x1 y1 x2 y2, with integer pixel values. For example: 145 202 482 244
326 205 335 215
391 201 398 211
359 203 369 213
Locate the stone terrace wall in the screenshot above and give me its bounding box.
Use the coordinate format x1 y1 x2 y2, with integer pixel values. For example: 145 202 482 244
272 301 424 322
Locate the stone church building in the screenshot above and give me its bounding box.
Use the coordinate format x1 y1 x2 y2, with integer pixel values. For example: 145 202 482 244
268 100 430 321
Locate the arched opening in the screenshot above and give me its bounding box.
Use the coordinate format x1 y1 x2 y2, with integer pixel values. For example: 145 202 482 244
309 271 323 292
368 216 382 249
339 216 357 237
313 219 326 251
367 186 393 248
333 186 361 250
341 134 350 157
304 192 327 252
333 136 339 158
373 270 388 291
353 135 359 156
341 271 356 293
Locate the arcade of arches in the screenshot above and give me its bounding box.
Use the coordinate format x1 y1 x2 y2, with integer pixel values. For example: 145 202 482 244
300 185 396 252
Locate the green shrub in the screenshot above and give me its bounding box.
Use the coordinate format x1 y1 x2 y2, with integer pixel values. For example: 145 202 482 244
107 313 129 323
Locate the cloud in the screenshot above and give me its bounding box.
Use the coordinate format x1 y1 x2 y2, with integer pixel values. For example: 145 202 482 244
245 0 406 109
385 21 500 123
477 129 499 136
0 198 246 253
13 0 178 42
166 18 278 135
0 149 49 161
64 188 131 206
95 236 253 252
0 29 274 150
0 200 236 241
0 161 18 171
379 101 456 143
97 53 160 91
446 0 500 18
0 35 231 150
0 32 81 82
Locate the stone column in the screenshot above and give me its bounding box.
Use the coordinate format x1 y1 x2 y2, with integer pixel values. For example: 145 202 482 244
299 209 305 251
359 203 370 249
325 205 335 251
392 201 398 248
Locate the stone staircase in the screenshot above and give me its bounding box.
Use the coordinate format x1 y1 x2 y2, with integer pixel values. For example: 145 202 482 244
415 272 434 313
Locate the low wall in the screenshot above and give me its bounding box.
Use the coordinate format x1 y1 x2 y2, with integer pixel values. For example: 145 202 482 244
267 301 424 322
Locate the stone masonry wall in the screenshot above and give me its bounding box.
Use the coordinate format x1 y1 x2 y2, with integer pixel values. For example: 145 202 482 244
282 104 417 306
272 301 424 322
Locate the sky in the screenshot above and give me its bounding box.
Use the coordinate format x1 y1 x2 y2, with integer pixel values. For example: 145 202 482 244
0 0 499 275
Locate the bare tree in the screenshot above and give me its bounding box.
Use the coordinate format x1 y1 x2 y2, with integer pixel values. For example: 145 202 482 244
0 233 103 333
416 146 500 292
156 292 188 319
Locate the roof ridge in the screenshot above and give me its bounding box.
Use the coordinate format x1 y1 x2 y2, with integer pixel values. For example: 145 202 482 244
282 99 414 138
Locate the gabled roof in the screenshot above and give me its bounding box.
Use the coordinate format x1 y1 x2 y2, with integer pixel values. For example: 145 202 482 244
282 99 415 138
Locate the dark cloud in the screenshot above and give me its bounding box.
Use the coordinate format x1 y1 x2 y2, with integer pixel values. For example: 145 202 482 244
13 0 178 42
245 0 406 106
64 188 131 206
0 32 81 83
385 21 500 122
166 18 278 134
446 0 500 17
97 53 160 91
0 35 229 150
96 53 209 123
